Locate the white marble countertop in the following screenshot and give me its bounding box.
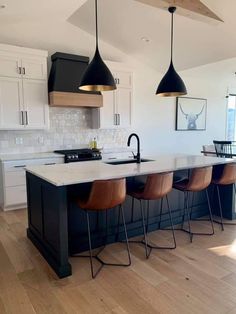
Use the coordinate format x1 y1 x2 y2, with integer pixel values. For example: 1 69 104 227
0 152 64 161
25 154 234 187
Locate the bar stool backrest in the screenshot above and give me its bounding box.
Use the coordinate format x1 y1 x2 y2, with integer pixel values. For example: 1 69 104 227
142 172 173 200
187 166 212 192
78 178 126 210
213 140 232 158
216 163 236 185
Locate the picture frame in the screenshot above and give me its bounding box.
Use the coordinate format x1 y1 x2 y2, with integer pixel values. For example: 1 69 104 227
175 97 207 131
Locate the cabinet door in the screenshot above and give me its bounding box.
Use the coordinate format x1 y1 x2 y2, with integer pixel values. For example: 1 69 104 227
22 79 49 129
114 71 132 88
21 57 47 80
0 77 24 129
0 54 21 78
116 88 132 128
99 90 116 128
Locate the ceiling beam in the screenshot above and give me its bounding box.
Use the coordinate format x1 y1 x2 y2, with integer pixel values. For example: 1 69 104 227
135 0 223 22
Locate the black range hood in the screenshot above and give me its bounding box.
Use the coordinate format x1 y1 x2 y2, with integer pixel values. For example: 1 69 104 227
48 52 103 108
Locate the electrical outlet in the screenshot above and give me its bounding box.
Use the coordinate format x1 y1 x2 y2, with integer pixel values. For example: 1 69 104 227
15 137 23 145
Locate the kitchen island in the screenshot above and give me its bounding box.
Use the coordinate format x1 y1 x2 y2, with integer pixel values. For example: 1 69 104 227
26 154 235 278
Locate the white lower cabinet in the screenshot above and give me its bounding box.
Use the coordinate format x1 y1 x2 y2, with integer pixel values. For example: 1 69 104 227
0 156 64 211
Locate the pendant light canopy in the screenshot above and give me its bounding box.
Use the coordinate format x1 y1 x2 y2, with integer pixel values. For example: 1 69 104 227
156 6 187 97
79 0 116 92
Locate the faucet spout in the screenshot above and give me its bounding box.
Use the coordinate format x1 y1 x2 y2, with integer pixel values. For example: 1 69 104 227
127 133 141 163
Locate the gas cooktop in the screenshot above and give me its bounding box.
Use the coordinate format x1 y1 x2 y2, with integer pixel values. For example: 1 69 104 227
54 148 102 163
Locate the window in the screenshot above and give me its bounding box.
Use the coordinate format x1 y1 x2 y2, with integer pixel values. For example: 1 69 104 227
226 95 236 140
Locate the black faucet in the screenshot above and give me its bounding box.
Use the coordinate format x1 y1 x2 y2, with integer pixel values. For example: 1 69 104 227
127 133 141 163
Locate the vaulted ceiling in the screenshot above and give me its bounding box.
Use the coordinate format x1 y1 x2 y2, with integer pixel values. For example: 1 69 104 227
68 0 236 71
0 0 236 72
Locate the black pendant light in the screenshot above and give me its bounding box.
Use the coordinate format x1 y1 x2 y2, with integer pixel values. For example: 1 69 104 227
79 0 116 92
156 6 187 97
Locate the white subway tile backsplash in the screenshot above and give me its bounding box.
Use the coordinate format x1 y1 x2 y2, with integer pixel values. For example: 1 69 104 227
0 107 129 153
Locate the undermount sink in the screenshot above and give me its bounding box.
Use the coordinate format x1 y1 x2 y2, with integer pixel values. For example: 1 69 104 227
104 158 154 165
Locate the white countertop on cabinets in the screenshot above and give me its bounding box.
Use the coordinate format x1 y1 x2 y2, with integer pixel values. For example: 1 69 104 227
0 152 64 162
25 154 234 187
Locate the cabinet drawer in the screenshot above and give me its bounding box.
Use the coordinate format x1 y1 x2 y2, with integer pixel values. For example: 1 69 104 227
4 171 26 187
5 185 27 206
3 157 64 172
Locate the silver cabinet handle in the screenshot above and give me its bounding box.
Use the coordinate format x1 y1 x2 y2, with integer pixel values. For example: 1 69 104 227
20 111 25 125
114 113 117 125
117 113 120 125
22 67 26 75
18 67 22 74
24 111 28 125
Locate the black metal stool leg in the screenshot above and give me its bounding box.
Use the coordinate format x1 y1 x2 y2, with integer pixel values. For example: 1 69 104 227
73 206 132 279
213 185 224 230
131 197 134 223
186 191 193 242
166 195 177 248
158 198 163 229
146 200 150 233
213 183 236 228
116 205 121 241
140 200 151 258
206 189 215 235
190 192 194 220
181 191 187 229
173 191 193 241
120 205 131 266
146 195 177 250
87 211 103 279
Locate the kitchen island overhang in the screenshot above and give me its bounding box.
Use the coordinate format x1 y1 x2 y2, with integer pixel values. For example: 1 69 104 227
26 155 235 278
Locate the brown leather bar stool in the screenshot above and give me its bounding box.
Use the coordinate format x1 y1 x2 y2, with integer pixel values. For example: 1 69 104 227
173 166 214 242
73 178 131 278
212 163 236 230
128 172 176 259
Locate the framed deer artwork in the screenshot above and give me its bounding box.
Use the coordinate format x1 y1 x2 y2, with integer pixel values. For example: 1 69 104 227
175 97 207 131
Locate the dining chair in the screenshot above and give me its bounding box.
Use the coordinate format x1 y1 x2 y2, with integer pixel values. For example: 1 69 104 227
213 140 232 158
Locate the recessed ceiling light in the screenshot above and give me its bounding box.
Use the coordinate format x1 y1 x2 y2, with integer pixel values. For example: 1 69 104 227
0 4 6 9
141 37 150 43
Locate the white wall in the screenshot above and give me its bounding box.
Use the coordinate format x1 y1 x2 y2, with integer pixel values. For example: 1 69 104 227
0 18 235 156
129 58 235 155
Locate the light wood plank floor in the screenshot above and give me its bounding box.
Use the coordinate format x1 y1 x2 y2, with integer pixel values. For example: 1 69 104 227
1 209 236 313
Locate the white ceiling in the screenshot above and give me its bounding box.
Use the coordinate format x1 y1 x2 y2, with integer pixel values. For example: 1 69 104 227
0 0 235 72
68 0 236 71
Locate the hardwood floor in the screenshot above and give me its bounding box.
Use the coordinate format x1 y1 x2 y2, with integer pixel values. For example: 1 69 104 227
1 209 236 313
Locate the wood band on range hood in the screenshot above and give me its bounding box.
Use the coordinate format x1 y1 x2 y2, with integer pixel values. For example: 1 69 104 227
49 91 103 108
48 52 103 108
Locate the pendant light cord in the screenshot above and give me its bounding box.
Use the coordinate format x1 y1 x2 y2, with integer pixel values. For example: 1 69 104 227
95 0 98 49
170 10 174 62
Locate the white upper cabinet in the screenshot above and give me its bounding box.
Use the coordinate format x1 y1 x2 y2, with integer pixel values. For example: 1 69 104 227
21 57 47 80
22 80 49 129
0 54 21 78
92 62 133 129
0 77 24 129
115 88 132 128
0 44 49 130
113 70 132 89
